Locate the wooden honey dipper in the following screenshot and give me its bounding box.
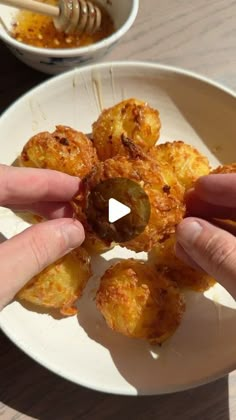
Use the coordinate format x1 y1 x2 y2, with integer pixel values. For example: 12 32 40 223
0 0 102 34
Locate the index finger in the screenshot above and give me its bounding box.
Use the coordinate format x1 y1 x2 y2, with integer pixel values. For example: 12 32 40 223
0 165 81 205
193 174 236 207
186 191 236 221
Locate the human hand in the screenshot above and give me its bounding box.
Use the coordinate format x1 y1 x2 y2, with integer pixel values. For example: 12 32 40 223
176 174 236 298
0 165 84 310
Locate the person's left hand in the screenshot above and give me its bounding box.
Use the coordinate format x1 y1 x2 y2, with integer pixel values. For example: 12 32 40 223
0 164 85 310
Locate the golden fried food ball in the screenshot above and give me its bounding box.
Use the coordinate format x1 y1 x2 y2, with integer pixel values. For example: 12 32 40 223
149 141 211 190
78 148 185 252
18 247 91 316
149 235 215 292
96 260 185 343
211 163 236 174
83 232 113 255
20 125 98 178
72 199 113 254
92 98 161 160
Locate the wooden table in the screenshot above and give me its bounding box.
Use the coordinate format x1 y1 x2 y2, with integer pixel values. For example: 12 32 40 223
0 0 236 418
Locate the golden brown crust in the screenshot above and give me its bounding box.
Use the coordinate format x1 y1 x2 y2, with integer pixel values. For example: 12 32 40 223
20 125 98 178
18 247 92 316
78 151 185 252
149 235 216 292
72 199 113 254
148 141 211 190
96 259 185 343
83 232 113 255
17 102 220 337
92 98 161 160
211 163 236 174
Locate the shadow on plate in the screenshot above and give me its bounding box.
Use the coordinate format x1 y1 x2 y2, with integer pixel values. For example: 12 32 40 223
15 211 43 224
157 75 236 163
0 326 231 419
0 253 233 417
13 254 120 320
0 232 7 244
11 157 21 167
78 282 236 394
17 299 65 320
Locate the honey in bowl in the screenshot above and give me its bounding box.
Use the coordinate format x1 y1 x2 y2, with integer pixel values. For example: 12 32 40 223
10 0 114 49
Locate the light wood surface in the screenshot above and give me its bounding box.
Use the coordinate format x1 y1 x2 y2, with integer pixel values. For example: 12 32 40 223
0 0 236 418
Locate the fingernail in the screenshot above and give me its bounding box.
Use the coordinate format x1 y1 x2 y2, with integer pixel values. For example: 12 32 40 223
60 220 85 249
73 176 81 182
177 219 202 249
185 187 194 195
72 177 82 195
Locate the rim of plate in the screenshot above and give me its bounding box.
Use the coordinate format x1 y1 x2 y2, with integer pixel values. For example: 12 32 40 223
0 0 139 57
0 61 235 395
0 61 235 121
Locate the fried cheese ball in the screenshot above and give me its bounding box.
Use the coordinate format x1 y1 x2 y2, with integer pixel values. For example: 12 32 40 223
149 141 211 190
72 200 113 254
20 125 98 178
18 247 91 316
211 163 236 174
96 260 185 343
83 232 113 254
92 98 161 160
149 235 216 292
78 149 185 252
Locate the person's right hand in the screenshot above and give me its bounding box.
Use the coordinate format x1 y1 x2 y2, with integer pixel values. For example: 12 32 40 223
176 174 236 299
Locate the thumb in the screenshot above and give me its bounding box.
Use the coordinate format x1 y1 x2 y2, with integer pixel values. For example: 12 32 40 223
176 217 236 298
0 218 85 309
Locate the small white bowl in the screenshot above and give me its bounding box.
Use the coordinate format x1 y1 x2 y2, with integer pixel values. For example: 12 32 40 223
0 0 139 74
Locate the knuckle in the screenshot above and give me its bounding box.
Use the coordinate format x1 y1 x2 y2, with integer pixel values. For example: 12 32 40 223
28 224 68 272
204 234 236 275
54 229 68 254
39 172 50 196
30 172 49 197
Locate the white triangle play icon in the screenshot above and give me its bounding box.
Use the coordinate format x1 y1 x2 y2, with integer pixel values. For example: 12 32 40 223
108 198 131 223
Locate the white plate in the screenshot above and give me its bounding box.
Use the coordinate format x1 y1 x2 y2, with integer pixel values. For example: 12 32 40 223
0 62 236 395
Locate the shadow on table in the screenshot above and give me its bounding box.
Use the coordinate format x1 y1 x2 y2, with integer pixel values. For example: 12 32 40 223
0 329 230 420
0 43 47 114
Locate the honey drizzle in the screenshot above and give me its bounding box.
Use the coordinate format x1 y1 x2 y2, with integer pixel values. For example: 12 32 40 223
11 0 114 49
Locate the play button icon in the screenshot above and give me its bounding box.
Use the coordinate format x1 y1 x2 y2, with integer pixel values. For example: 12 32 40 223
85 178 150 243
108 198 131 223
